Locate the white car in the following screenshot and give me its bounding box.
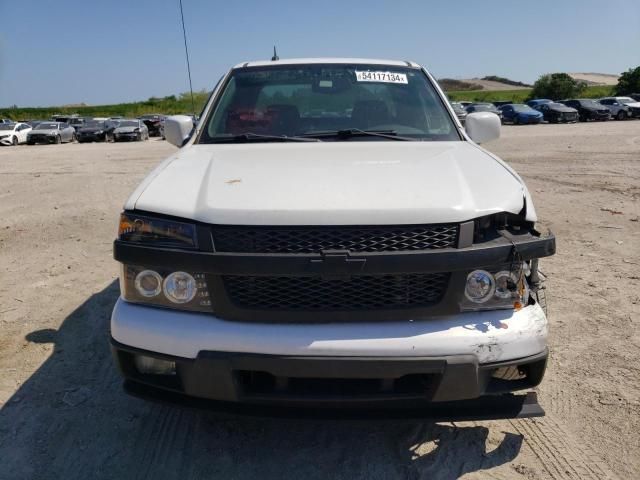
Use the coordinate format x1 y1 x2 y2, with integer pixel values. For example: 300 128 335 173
0 122 32 146
110 58 555 419
599 96 640 119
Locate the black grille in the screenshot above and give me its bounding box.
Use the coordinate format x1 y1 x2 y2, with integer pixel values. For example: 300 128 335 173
223 273 450 311
212 225 458 253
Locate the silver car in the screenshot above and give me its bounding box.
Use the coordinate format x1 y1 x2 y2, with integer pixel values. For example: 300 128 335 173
113 119 149 142
26 122 76 144
599 97 640 120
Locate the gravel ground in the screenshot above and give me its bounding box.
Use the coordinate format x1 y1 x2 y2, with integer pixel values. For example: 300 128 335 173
0 122 638 480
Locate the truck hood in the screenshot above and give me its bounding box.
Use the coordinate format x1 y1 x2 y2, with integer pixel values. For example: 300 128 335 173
129 142 528 225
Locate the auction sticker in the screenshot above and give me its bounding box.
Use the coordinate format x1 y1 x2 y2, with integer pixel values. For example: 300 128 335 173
355 71 408 84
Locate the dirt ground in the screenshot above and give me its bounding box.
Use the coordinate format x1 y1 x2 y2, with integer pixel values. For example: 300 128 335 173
0 122 638 480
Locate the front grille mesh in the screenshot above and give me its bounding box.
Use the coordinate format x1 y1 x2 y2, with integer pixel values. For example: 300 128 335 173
223 273 450 311
212 225 458 253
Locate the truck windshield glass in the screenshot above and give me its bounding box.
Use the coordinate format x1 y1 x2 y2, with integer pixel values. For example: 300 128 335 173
36 123 58 130
199 64 459 142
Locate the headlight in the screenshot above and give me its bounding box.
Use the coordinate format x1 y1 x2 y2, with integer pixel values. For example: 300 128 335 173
118 212 197 249
94 130 103 135
464 270 495 303
121 265 211 312
163 271 197 304
460 263 529 311
134 269 163 297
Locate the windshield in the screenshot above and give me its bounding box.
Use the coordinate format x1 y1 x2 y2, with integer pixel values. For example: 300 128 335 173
199 64 459 142
618 97 635 104
512 104 535 113
0 124 15 130
580 100 599 107
36 123 58 130
469 104 495 112
118 120 139 127
84 121 105 128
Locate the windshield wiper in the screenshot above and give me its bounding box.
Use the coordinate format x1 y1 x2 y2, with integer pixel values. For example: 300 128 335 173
205 132 320 143
300 129 415 141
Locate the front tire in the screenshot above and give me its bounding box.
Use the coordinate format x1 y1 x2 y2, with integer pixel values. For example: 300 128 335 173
55 135 61 144
12 136 18 146
616 110 626 121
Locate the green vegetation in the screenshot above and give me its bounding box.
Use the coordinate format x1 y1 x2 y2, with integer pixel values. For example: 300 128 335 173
529 73 587 101
447 85 613 103
0 91 210 121
481 75 531 88
614 66 640 95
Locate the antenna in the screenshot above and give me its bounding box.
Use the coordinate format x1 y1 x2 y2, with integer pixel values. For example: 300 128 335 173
178 0 196 115
271 46 279 61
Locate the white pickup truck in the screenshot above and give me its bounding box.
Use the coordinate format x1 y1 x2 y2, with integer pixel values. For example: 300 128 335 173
111 58 555 418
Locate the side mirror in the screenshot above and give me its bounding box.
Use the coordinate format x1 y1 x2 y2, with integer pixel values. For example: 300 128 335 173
164 115 194 147
465 112 500 144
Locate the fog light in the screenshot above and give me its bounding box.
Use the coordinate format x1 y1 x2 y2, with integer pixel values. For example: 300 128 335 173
465 270 495 303
163 271 197 303
134 270 162 297
134 355 176 375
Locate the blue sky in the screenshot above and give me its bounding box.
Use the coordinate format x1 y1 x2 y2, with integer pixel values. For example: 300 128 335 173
1 0 639 107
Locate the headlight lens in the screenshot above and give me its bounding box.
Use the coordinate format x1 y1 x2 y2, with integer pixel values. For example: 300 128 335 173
460 263 529 311
134 269 162 297
118 212 197 249
464 270 495 303
121 265 211 312
163 271 197 304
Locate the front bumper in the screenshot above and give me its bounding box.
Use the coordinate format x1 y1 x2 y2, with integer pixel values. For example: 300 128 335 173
111 299 548 406
114 133 139 141
0 136 14 145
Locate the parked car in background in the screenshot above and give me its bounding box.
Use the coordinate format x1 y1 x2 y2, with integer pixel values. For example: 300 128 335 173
533 102 579 123
139 114 165 137
560 99 610 122
68 117 86 131
113 119 149 142
492 100 512 108
449 102 467 124
0 122 33 146
526 99 552 109
458 101 473 109
630 93 640 102
0 118 12 124
465 102 503 119
76 119 119 143
25 119 47 128
27 122 76 144
598 97 638 120
498 104 543 124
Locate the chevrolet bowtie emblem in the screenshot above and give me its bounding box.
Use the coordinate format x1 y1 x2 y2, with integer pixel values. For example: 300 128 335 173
309 250 366 280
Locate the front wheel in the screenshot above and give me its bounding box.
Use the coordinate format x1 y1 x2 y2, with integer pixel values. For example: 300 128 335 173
616 110 626 121
72 133 77 142
12 136 18 146
55 135 61 144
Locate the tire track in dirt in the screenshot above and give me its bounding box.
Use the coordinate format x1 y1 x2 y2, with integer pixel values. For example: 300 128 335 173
511 415 619 480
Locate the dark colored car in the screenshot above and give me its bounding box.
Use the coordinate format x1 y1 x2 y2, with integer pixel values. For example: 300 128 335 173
76 120 119 143
560 99 610 122
139 114 165 137
526 99 552 109
498 104 543 124
533 102 579 123
449 102 467 124
492 100 513 108
465 102 503 119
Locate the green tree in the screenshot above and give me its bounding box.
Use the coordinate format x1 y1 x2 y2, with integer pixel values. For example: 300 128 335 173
529 73 586 100
614 66 640 95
